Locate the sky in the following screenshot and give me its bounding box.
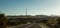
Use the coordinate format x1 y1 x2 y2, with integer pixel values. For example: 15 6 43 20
0 0 60 16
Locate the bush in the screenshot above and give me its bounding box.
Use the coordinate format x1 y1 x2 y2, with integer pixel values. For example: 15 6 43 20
0 14 8 28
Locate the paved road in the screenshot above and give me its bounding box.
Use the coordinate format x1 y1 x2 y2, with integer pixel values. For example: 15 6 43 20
39 23 50 28
27 23 41 28
8 23 33 28
8 23 50 28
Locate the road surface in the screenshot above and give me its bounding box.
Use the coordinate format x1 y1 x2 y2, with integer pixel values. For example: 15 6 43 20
8 23 50 28
39 23 50 28
28 23 41 28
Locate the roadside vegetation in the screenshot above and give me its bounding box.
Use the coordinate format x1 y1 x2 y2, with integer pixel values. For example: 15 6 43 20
41 17 60 28
0 13 27 28
0 14 8 28
8 19 27 26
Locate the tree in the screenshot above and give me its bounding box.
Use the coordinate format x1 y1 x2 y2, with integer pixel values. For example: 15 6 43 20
0 14 8 28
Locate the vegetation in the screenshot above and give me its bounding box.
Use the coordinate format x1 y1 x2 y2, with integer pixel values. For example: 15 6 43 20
7 19 27 26
0 14 8 28
45 17 59 28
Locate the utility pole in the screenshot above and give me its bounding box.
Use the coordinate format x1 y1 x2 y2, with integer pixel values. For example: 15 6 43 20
26 8 27 16
0 11 1 14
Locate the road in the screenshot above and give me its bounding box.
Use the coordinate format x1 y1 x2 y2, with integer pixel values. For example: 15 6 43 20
8 23 50 28
28 23 41 28
39 23 50 28
8 24 33 28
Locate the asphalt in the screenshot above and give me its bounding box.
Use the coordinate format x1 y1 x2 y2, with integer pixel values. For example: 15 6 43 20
8 23 50 28
13 24 33 28
27 23 41 28
8 23 33 28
